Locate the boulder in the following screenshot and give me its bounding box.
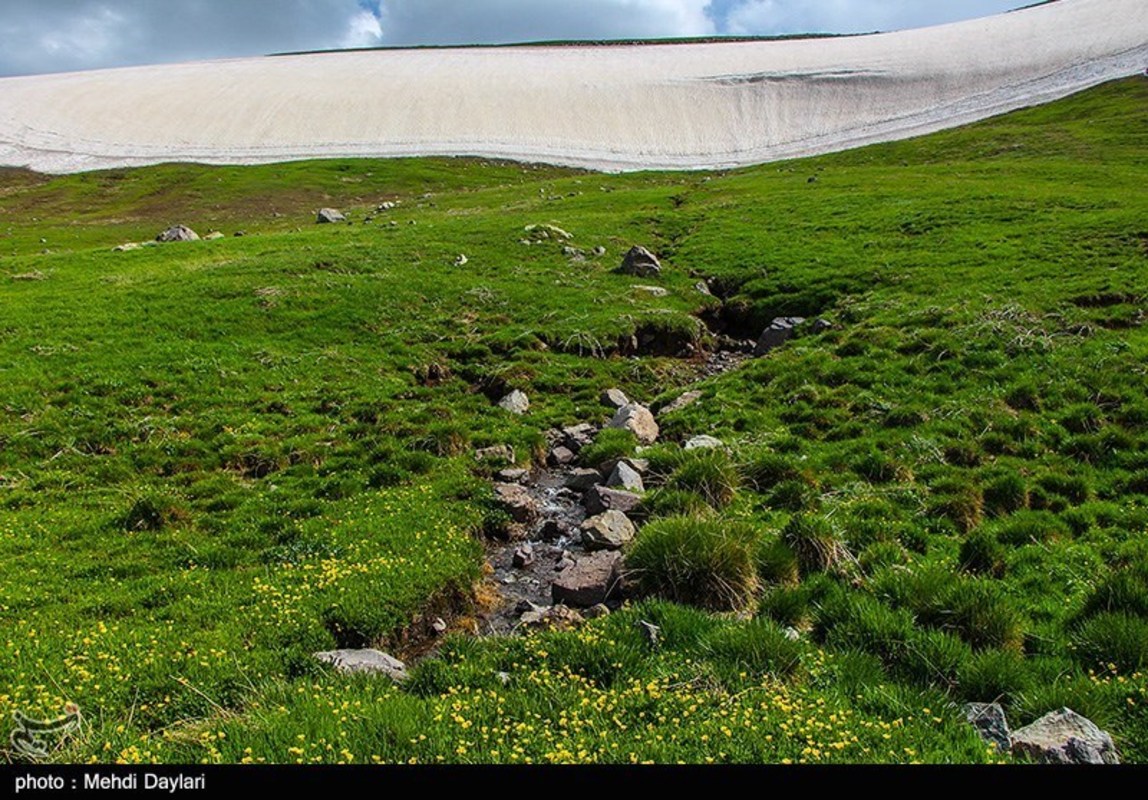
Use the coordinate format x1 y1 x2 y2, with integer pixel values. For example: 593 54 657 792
754 317 807 356
619 246 662 278
548 446 576 467
497 468 529 483
498 390 530 415
584 485 643 516
963 703 1011 753
580 510 637 551
156 225 199 242
685 435 725 451
316 208 346 224
563 468 603 492
607 403 659 445
551 551 623 607
606 461 645 492
493 483 539 525
314 649 408 681
601 388 630 410
1010 708 1119 765
475 444 516 463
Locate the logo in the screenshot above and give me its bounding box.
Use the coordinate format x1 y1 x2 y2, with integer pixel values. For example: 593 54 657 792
10 703 81 760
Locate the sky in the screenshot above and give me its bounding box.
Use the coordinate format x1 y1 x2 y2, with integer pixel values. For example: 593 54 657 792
0 0 1033 77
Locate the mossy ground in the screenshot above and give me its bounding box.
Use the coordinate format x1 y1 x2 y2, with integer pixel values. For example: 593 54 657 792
2 78 1147 764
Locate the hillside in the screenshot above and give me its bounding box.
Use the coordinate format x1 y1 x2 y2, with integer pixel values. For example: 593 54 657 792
1 77 1147 764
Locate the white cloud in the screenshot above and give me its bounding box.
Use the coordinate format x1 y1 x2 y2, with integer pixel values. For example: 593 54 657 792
341 9 385 48
725 0 1023 36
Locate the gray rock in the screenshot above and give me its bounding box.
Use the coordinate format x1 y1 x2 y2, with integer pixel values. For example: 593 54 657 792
619 245 662 278
580 510 637 551
475 444 516 463
493 483 539 525
685 435 725 451
601 388 630 410
316 208 346 224
607 403 659 445
812 318 833 334
203 231 225 241
563 468 603 492
754 317 807 356
431 618 448 634
377 201 397 212
512 543 535 569
584 485 643 516
561 423 597 451
964 703 1011 753
1010 708 1119 764
156 225 199 242
592 246 607 257
551 551 623 607
541 519 572 542
548 446 576 467
633 285 669 297
519 604 584 630
523 223 573 242
497 468 529 483
606 461 645 492
454 254 469 267
695 281 713 296
314 649 408 681
498 390 530 415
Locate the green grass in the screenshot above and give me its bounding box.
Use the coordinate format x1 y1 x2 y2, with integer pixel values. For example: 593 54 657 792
1 76 1148 764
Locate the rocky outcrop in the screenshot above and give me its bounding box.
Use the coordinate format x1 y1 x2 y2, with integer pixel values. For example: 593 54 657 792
314 649 408 681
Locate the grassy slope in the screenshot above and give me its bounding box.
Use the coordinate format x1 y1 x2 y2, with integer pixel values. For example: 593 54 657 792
0 78 1146 764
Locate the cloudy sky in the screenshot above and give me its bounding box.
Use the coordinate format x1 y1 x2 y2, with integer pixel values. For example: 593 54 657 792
0 0 1032 77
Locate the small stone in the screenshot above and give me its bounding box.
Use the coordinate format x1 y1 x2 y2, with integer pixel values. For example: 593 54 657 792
497 468 529 483
606 462 644 492
584 485 643 516
498 390 530 415
113 243 141 252
555 550 577 572
812 318 833 333
637 620 661 647
561 423 597 451
551 551 623 607
563 468 603 492
685 435 725 451
607 403 659 445
316 208 346 224
619 245 662 278
515 599 546 616
601 388 630 410
548 446 576 467
541 519 571 542
519 604 584 631
695 281 713 296
580 510 637 551
584 604 611 619
755 317 807 356
156 225 199 242
963 703 1011 753
204 231 225 241
454 254 469 267
592 246 607 257
783 627 802 642
476 444 516 463
431 618 448 634
314 649 408 681
496 671 512 685
633 285 669 297
512 543 535 569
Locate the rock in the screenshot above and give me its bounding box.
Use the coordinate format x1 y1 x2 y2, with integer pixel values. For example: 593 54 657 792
493 483 539 525
519 604 584 631
555 550 577 572
607 403 659 445
812 318 833 334
580 510 637 551
562 246 585 260
551 551 623 607
523 223 573 242
496 671 512 685
563 468 603 492
314 649 408 681
584 485 643 516
1010 708 1119 765
497 468 529 483
584 604 611 619
685 435 725 451
592 246 607 257
548 446 576 467
316 208 346 224
512 543 535 569
498 390 530 415
476 444 516 463
963 703 1011 753
377 201 397 212
754 317 807 356
783 627 802 642
204 231 225 241
234 231 247 237
113 243 141 252
600 388 630 410
619 246 662 278
633 285 669 297
695 281 713 296
454 254 469 267
156 225 199 242
562 423 597 451
431 618 448 635
541 519 572 542
606 462 645 492
660 390 703 415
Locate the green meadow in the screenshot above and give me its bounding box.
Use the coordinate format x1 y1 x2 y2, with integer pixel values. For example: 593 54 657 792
1 77 1146 764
